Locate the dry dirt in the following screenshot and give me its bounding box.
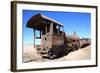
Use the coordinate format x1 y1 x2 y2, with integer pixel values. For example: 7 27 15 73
23 44 91 63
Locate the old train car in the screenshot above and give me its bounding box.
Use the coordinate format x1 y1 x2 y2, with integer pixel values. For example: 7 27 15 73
26 13 80 59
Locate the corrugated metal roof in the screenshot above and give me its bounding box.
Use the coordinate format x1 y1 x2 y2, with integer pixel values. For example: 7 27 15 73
26 13 63 30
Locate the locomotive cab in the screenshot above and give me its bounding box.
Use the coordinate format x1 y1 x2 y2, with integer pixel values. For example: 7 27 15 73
26 14 65 59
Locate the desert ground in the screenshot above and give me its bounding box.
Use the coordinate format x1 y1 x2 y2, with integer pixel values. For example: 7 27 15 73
23 44 91 63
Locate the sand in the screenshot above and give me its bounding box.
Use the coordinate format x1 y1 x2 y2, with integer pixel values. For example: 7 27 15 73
22 44 42 62
23 44 91 63
61 46 91 61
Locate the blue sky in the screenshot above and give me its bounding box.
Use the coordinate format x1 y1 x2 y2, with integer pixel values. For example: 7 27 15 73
23 10 91 44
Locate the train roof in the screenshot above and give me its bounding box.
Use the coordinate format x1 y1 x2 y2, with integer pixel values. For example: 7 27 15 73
26 13 63 30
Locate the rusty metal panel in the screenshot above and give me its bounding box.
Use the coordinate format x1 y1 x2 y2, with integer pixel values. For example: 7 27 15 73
52 35 64 45
41 34 52 49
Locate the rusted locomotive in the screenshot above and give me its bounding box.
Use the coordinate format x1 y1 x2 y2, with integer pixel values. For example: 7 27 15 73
26 13 80 59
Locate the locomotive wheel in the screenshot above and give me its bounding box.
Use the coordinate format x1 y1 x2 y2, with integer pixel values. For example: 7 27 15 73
48 49 56 59
49 54 56 59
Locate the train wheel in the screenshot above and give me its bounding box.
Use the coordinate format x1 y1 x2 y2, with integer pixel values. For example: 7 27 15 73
48 51 53 59
48 49 56 59
49 54 56 59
